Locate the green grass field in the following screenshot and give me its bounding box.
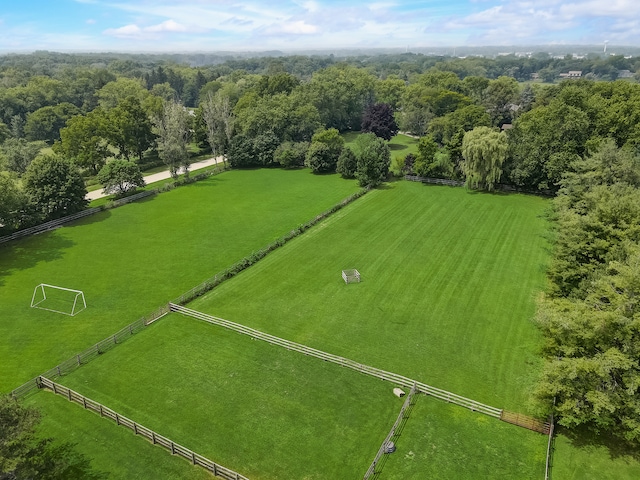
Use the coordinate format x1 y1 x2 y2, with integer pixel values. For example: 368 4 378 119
343 132 419 166
381 395 547 479
0 169 359 392
189 181 550 410
6 167 640 478
25 392 212 480
50 313 401 479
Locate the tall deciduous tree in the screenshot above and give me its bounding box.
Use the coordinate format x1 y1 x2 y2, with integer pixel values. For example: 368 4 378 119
461 126 507 191
106 96 155 162
0 172 27 234
0 138 46 175
201 91 234 166
361 103 399 141
56 109 110 175
305 128 344 174
24 103 80 145
97 159 145 196
23 154 87 220
152 100 191 179
353 133 391 187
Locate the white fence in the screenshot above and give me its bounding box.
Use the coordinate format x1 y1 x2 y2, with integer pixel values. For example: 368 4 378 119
169 304 503 419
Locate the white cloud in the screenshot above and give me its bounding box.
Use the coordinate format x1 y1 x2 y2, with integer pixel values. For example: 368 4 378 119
103 24 142 38
145 19 187 33
267 20 318 35
86 19 96 25
104 19 188 38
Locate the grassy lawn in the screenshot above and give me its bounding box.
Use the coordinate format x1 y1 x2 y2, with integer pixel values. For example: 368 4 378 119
189 181 550 411
551 428 640 479
0 168 359 392
25 392 212 480
381 395 547 479
51 313 401 479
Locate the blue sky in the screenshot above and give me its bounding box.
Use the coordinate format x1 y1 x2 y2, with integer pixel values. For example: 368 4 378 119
1 0 639 52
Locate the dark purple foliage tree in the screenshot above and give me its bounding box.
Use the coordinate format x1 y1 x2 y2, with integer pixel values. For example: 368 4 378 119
361 103 399 141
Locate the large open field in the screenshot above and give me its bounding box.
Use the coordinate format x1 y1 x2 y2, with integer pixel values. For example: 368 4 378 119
0 169 359 391
189 181 550 410
5 168 639 478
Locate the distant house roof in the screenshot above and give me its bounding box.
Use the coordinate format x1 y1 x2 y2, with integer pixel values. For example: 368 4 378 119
559 71 582 78
619 70 634 78
501 124 513 130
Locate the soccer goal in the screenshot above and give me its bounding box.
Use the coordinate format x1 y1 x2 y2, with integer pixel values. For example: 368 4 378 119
31 284 87 316
342 269 361 284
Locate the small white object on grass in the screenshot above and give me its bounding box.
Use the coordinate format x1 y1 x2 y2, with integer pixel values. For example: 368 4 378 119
393 387 405 398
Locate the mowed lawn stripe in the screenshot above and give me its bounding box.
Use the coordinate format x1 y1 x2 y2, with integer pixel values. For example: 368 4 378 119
53 313 401 480
189 182 550 410
0 169 359 391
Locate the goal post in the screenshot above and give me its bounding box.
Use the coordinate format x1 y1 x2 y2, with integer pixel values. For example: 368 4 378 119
342 269 361 284
31 284 86 316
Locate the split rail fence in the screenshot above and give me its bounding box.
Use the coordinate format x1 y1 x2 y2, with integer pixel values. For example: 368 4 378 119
545 415 556 480
10 305 169 400
170 304 504 419
38 377 249 480
363 383 417 480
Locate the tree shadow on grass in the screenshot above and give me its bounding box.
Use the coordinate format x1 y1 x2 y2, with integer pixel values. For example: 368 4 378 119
0 232 76 288
389 143 408 151
557 424 640 462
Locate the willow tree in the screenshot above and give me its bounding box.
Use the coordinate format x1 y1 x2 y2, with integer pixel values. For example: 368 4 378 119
153 100 191 179
461 126 507 191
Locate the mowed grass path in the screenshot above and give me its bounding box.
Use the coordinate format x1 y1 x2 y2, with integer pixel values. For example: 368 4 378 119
53 314 401 480
190 181 550 410
0 169 359 391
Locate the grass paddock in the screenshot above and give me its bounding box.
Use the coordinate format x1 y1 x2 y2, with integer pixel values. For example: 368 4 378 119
0 169 359 392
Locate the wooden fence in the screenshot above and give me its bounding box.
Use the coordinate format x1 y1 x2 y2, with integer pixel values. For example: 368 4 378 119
0 190 157 246
545 415 555 480
404 175 464 187
37 377 249 480
169 304 503 419
363 383 417 479
500 410 551 435
10 304 169 400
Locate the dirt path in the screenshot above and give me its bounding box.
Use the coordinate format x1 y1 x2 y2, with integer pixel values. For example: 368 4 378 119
86 156 224 201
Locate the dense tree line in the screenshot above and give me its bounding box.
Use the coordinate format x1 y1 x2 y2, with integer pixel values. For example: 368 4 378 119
534 141 640 444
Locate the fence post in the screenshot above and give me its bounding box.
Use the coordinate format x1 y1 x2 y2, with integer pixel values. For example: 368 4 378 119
115 413 120 425
133 423 138 435
76 354 81 366
170 442 175 455
99 405 103 417
56 365 61 376
152 432 156 444
192 452 196 465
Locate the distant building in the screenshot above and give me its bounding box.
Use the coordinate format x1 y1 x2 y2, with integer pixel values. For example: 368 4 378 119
618 70 634 78
501 124 513 131
559 71 582 79
530 72 540 80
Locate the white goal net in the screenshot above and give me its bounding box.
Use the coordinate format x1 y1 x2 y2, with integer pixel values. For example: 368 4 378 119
342 269 361 284
31 284 87 316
